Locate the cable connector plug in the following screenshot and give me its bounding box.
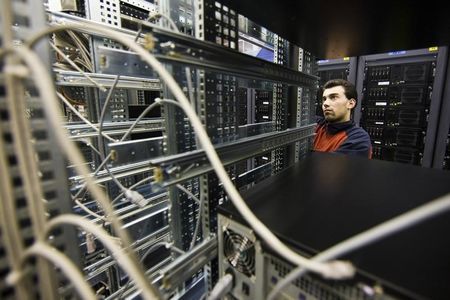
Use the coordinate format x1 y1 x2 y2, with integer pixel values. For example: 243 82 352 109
85 233 96 254
321 260 355 279
148 11 163 22
124 190 149 208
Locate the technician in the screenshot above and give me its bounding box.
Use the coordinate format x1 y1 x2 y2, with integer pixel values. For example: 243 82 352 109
313 79 372 158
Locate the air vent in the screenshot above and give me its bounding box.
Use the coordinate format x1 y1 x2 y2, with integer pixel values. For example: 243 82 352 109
400 87 425 104
223 229 255 277
403 64 427 81
398 109 421 126
396 129 421 147
394 149 418 164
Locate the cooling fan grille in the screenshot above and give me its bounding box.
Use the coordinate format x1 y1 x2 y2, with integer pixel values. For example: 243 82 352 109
223 229 255 277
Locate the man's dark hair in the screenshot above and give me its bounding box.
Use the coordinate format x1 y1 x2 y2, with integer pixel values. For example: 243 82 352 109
323 79 358 104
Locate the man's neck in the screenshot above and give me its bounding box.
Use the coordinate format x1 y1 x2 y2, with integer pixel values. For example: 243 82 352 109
327 118 351 124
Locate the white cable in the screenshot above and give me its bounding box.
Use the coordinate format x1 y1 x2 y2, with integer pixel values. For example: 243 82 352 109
73 152 113 200
57 92 116 142
174 183 202 250
97 75 129 193
49 42 105 91
97 96 176 209
124 189 149 208
71 154 113 220
146 11 180 33
120 98 179 142
176 184 200 204
2 46 161 299
65 30 93 71
24 23 350 279
3 33 62 297
175 183 202 250
66 30 91 59
69 65 151 271
97 75 120 147
185 67 195 105
5 42 78 298
45 215 158 298
57 30 92 70
171 245 185 255
75 199 106 220
84 139 102 156
117 241 184 299
132 11 179 47
112 176 153 206
19 242 96 299
156 98 181 108
207 273 233 300
189 197 202 251
120 101 161 141
267 192 450 300
109 98 181 206
158 12 180 33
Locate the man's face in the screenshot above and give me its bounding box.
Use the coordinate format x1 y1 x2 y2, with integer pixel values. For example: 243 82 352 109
322 86 355 123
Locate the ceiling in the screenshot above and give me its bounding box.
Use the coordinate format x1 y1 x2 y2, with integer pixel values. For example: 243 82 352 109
228 0 450 59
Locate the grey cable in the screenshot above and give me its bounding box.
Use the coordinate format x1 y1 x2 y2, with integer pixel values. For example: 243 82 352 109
57 92 116 142
175 183 202 250
116 241 184 299
97 75 128 192
18 27 164 299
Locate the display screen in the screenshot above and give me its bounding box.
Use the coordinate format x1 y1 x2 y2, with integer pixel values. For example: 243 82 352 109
238 38 274 62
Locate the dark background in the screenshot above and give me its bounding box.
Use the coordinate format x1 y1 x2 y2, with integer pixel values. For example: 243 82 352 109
228 0 450 58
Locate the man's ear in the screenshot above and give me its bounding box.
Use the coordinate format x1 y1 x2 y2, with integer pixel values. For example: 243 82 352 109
347 98 356 109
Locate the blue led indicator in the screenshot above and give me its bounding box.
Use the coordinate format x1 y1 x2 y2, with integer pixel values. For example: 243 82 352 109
388 50 406 56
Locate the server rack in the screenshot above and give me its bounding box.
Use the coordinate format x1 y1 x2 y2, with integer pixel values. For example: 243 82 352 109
291 46 317 161
432 53 450 170
2 0 318 298
317 57 358 85
0 2 81 299
355 47 448 167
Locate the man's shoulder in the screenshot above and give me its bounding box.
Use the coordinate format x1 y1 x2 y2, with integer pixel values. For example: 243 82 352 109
345 125 371 142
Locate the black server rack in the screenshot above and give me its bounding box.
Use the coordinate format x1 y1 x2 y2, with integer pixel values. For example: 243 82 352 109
356 47 448 167
433 53 450 170
317 57 358 85
316 57 357 116
290 47 317 161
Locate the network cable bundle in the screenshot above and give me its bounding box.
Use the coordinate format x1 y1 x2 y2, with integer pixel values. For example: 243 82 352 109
0 0 317 298
1 0 450 299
